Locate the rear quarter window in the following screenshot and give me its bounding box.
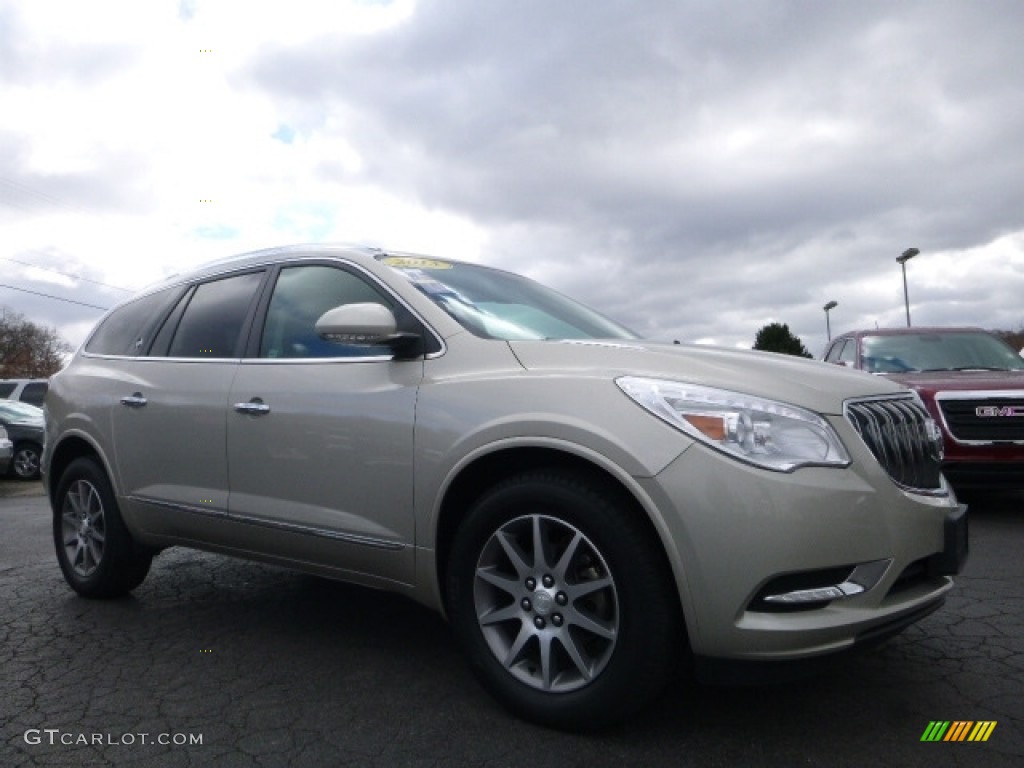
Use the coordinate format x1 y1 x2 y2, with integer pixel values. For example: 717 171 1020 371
19 382 48 406
85 288 183 356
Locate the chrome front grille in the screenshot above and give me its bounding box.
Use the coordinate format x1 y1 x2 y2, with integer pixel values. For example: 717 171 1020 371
844 395 945 493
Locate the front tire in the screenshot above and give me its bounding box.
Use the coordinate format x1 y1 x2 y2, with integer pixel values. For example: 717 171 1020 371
447 470 682 730
53 457 153 598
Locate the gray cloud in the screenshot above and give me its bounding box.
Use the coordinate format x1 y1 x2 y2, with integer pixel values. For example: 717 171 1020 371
8 0 1024 354
244 0 1024 352
249 1 1024 242
0 3 139 87
0 134 156 217
0 253 122 351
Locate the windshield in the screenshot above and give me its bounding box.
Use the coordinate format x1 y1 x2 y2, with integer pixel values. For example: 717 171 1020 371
378 255 638 341
861 332 1024 373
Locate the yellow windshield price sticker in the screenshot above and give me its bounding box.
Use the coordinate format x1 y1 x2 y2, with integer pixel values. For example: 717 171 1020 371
382 257 453 270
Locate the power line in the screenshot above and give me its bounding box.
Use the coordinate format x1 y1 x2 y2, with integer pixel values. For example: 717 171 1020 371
0 282 110 311
2 256 134 293
0 175 91 216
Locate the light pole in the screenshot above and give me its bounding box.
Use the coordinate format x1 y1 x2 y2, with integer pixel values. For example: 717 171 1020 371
823 300 837 342
896 247 919 327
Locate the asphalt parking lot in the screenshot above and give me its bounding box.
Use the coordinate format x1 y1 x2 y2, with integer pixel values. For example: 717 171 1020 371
1 480 1021 767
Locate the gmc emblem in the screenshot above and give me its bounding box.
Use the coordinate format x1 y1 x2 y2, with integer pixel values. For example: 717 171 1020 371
975 405 1024 417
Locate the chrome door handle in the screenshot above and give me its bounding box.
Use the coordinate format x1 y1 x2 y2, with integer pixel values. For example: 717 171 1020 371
120 393 147 407
234 399 270 415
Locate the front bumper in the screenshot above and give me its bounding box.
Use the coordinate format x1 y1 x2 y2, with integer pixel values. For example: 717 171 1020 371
639 440 964 663
693 596 947 684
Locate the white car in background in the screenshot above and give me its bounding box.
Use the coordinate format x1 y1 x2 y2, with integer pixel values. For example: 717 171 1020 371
44 245 967 729
0 378 49 407
0 425 12 475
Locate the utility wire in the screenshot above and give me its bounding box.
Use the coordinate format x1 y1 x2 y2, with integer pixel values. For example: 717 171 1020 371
0 282 110 311
2 256 135 293
0 175 91 216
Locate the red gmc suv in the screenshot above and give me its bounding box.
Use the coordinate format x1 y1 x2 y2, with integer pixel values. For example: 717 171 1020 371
824 327 1024 490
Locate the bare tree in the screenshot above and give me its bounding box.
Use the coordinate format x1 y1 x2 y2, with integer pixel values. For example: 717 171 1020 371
0 307 72 378
992 326 1024 353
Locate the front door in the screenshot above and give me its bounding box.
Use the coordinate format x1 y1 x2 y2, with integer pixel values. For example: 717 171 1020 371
226 263 422 586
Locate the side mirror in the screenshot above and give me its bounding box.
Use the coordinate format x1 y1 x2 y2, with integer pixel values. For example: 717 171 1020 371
314 303 421 357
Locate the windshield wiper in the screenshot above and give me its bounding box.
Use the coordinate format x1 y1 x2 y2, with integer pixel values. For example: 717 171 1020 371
918 366 1012 372
952 366 1014 371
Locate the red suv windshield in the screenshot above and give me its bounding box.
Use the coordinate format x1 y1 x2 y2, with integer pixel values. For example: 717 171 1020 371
861 332 1024 374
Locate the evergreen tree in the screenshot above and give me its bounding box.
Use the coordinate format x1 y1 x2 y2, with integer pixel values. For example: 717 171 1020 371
753 322 813 358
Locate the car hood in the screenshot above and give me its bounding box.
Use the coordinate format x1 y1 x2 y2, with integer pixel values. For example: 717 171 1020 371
509 340 905 415
881 369 1024 394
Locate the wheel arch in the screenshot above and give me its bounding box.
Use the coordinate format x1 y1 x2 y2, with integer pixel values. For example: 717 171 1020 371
433 444 690 638
46 433 111 506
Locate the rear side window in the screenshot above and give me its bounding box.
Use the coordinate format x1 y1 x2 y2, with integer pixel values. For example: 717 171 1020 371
166 272 264 358
19 382 48 406
0 383 15 397
85 288 182 356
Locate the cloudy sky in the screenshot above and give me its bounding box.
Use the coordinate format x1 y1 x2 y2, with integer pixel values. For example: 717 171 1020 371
3 0 1024 355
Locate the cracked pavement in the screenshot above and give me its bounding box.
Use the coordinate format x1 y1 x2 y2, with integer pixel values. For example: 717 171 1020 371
1 482 1021 767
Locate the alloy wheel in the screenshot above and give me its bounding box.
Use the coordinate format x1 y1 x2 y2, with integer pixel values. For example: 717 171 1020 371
61 479 107 577
473 514 619 693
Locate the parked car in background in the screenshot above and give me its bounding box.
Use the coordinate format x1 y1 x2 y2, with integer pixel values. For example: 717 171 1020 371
44 245 966 729
0 425 12 475
0 400 45 480
0 378 50 407
824 327 1024 491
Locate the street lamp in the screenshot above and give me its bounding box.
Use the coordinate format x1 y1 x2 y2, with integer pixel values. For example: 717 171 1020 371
823 300 838 341
896 247 919 327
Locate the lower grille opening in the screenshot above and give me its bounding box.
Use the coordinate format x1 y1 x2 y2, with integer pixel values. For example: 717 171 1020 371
749 566 856 613
886 558 930 597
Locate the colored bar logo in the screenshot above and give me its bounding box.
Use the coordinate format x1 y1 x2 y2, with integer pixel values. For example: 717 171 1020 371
921 721 997 742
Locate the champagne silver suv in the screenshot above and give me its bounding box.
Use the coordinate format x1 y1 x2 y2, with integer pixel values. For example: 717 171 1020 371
43 244 967 729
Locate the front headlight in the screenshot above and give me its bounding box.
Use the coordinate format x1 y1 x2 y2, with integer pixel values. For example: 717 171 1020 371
616 376 851 472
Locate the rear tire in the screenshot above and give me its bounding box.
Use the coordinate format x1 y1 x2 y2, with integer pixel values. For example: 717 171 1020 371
53 457 152 598
447 470 682 730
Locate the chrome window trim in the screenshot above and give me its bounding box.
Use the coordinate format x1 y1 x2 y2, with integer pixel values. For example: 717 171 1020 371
82 352 417 365
240 355 397 366
79 254 447 362
80 354 243 363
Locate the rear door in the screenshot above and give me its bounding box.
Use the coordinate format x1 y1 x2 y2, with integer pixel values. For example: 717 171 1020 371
110 270 266 535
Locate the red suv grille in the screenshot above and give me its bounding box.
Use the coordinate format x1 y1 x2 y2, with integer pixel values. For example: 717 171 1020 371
938 396 1024 442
